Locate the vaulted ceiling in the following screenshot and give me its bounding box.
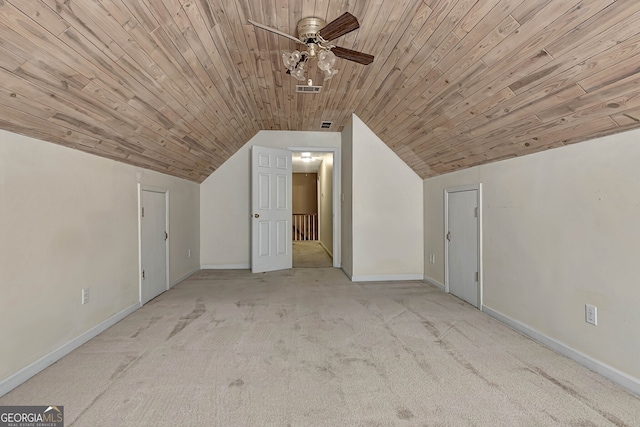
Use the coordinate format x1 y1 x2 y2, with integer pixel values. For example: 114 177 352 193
1 0 640 183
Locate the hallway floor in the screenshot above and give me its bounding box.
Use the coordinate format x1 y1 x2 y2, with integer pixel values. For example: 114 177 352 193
292 240 332 268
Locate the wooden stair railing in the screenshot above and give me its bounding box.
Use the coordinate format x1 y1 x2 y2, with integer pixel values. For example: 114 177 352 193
292 213 318 241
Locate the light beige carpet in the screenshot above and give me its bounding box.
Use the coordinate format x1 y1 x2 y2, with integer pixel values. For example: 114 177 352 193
2 268 639 426
292 241 332 268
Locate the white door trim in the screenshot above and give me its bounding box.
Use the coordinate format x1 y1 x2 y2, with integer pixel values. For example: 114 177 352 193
444 183 483 309
138 184 169 304
288 146 340 268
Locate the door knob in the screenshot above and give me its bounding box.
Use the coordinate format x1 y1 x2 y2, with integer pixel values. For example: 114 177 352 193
254 214 260 218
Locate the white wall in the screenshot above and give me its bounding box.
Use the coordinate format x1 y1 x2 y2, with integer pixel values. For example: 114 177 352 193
348 115 424 281
0 129 200 388
318 154 334 256
423 128 640 387
200 130 341 268
341 123 354 276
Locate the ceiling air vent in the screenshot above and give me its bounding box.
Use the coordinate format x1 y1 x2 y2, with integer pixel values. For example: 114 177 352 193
320 121 332 129
296 84 322 93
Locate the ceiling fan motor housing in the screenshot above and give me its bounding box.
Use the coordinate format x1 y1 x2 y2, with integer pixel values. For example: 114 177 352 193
297 17 326 43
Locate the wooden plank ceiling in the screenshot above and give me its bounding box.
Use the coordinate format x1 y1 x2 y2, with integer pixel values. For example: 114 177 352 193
1 0 640 182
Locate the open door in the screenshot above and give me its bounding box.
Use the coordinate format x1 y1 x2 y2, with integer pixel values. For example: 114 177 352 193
251 146 292 273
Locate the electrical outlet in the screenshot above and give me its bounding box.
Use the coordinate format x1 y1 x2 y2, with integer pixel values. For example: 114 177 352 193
585 304 597 325
82 288 89 305
188 249 191 258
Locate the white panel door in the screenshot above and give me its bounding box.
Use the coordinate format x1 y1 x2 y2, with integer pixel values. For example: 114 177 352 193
251 146 292 273
141 189 168 304
447 189 479 307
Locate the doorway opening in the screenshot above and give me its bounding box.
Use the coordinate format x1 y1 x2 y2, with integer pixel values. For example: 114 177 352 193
292 150 335 268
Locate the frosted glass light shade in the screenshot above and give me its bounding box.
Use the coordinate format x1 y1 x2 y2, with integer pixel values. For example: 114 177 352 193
283 51 302 70
290 64 307 81
317 50 336 71
322 68 338 80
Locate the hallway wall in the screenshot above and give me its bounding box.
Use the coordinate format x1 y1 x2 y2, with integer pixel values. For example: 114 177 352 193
293 173 318 214
318 154 334 256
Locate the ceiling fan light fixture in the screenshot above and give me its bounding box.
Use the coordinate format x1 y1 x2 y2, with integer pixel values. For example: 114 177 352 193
249 13 373 84
317 50 336 70
300 152 314 162
318 50 338 80
283 50 302 70
307 44 318 58
283 50 310 81
322 68 338 81
291 64 307 81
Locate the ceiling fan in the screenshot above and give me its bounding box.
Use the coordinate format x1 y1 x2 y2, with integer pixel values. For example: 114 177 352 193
248 12 374 83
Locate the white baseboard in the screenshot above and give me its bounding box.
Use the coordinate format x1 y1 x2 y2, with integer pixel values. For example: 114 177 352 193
0 302 140 398
482 306 640 397
319 241 333 258
350 274 424 282
200 264 250 270
170 267 200 288
341 267 353 281
423 275 445 291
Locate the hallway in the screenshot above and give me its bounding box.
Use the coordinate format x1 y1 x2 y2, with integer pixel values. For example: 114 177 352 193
292 241 333 268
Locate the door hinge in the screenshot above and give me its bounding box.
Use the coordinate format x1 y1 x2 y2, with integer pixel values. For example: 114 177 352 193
142 269 145 280
141 207 145 218
474 207 478 218
475 271 479 282
164 231 168 241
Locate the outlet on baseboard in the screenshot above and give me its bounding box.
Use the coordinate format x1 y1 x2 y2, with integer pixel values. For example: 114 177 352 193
82 288 89 305
585 304 597 325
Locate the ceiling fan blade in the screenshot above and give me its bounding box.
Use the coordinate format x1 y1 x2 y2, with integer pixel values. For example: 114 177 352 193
318 12 360 41
248 19 301 44
331 46 374 65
